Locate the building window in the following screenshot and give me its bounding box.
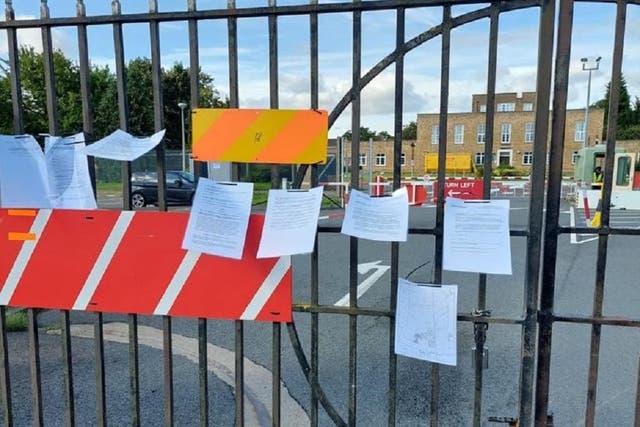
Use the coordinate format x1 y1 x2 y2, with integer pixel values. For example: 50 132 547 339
474 152 485 166
501 123 511 144
523 102 534 112
401 153 406 166
575 120 585 142
522 151 533 165
525 122 534 143
431 125 439 145
571 151 579 165
359 153 366 166
454 124 464 144
497 102 516 112
477 123 486 144
375 153 386 166
479 104 487 113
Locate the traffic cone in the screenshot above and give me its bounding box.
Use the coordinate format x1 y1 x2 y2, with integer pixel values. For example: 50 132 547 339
589 189 603 227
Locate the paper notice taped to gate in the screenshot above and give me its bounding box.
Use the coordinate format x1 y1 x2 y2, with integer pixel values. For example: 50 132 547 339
443 198 512 275
395 279 457 366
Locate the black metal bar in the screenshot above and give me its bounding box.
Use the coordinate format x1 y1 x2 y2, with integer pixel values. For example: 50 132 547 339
5 2 23 134
387 7 404 426
198 318 208 427
150 0 167 212
76 0 97 200
309 2 320 425
519 0 555 424
0 0 546 28
28 309 43 427
129 314 140 427
41 1 59 136
535 0 573 425
94 312 106 427
61 310 75 426
551 314 640 327
235 320 244 426
482 5 498 196
585 2 626 425
112 1 132 210
189 0 205 181
635 356 640 427
272 323 281 427
163 316 174 427
0 307 12 427
348 2 362 425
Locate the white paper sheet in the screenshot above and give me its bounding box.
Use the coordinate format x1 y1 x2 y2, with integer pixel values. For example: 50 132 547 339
0 135 51 208
257 186 323 258
182 178 253 259
395 279 458 366
85 129 165 161
45 133 97 209
443 198 512 275
340 187 409 242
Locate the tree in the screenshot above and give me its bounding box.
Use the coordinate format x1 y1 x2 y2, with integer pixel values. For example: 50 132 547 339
402 121 417 140
593 74 634 139
341 126 381 141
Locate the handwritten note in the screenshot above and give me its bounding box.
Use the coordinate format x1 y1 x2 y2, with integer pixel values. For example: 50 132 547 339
395 279 458 366
443 198 512 275
257 186 323 258
182 178 253 259
340 187 409 241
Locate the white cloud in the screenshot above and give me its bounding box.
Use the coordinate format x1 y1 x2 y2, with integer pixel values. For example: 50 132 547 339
0 15 75 56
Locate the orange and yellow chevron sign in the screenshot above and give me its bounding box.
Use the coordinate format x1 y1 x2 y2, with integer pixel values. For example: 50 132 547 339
192 108 328 164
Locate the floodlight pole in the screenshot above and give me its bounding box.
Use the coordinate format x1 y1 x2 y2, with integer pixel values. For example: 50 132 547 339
178 102 188 171
581 56 601 148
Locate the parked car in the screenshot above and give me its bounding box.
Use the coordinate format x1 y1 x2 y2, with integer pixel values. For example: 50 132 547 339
131 170 196 208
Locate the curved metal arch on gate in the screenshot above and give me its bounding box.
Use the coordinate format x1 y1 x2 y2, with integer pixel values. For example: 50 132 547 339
0 1 639 426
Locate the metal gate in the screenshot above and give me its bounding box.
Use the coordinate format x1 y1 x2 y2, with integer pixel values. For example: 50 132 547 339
0 0 639 426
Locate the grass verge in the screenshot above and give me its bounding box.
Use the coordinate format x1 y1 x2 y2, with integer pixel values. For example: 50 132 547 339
6 309 28 332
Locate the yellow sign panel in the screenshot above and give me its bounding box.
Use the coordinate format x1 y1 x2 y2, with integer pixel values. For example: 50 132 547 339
192 108 328 164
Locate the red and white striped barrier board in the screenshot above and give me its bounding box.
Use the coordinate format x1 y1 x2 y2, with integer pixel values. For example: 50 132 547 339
0 209 291 322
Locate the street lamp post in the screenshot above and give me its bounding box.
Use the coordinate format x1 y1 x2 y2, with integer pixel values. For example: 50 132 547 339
410 141 416 178
178 102 188 171
580 56 601 148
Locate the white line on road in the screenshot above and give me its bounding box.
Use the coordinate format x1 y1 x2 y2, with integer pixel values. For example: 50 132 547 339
335 261 390 307
61 322 308 427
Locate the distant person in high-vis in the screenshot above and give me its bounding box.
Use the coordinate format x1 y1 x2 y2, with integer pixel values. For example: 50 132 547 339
592 166 603 189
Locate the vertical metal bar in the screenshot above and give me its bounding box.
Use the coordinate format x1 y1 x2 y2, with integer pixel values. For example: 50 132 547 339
163 316 173 427
5 1 23 134
150 0 167 212
535 1 574 425
635 356 640 427
431 6 451 426
483 5 498 197
235 321 244 427
519 0 555 424
226 2 243 425
585 3 626 426
28 309 43 427
388 7 404 426
349 2 362 426
94 313 106 427
61 311 74 426
76 0 97 197
185 2 209 425
112 0 132 211
129 314 140 426
0 307 12 427
267 2 281 424
309 1 320 424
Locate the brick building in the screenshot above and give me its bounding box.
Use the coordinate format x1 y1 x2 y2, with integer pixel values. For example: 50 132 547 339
337 92 604 178
417 92 605 174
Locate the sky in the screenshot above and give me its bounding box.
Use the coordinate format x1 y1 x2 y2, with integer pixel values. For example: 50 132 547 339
1 1 639 138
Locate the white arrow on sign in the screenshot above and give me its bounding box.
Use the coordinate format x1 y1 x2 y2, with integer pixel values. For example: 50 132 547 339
334 260 390 307
447 190 462 197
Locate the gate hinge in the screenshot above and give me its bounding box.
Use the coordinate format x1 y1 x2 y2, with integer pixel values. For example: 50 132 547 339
471 308 492 318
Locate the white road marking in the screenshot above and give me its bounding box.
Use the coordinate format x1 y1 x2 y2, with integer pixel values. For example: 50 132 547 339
335 261 390 307
61 322 309 427
569 206 598 245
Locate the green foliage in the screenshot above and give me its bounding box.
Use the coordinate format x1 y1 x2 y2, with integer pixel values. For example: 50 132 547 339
594 75 640 140
6 310 27 332
493 165 528 177
0 49 227 149
402 121 417 140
